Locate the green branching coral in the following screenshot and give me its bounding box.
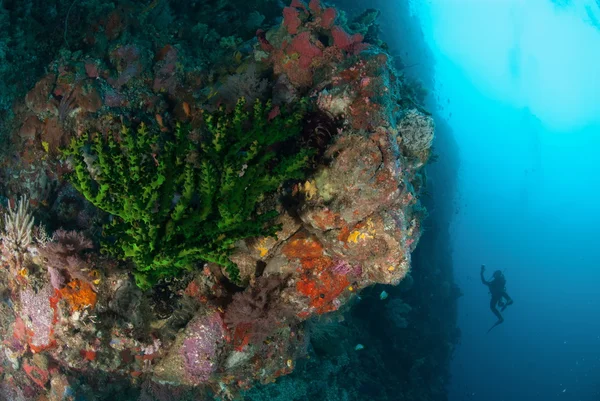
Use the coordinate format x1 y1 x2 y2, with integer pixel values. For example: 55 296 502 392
62 98 312 289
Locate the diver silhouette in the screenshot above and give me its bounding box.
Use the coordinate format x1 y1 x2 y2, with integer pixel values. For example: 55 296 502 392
480 264 513 332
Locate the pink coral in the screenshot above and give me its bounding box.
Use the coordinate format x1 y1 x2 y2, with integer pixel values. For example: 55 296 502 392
256 29 274 52
309 0 322 14
321 8 337 28
289 32 323 69
331 26 364 53
283 7 301 35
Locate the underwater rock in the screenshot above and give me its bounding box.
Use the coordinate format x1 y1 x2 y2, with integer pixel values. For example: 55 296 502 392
0 0 434 399
397 108 435 166
153 309 226 386
300 132 401 228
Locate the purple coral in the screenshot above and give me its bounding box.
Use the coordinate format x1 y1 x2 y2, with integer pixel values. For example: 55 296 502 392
20 286 54 348
180 312 225 384
39 229 94 289
331 259 362 277
0 382 27 401
224 274 294 346
331 259 352 275
47 265 65 289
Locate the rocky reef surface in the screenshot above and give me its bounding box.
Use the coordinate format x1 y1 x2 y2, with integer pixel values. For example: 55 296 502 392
0 1 439 400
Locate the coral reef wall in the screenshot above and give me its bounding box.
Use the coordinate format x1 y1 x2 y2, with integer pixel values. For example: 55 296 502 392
243 1 461 400
0 0 458 400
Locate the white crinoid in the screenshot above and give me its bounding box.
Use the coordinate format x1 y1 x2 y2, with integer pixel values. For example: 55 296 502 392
2 196 35 257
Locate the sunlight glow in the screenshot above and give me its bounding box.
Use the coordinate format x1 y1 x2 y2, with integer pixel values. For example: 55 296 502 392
421 0 600 130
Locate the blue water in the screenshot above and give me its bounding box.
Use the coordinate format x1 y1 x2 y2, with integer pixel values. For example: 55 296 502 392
413 1 600 400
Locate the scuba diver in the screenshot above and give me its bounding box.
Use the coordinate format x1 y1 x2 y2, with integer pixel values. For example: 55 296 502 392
480 264 513 332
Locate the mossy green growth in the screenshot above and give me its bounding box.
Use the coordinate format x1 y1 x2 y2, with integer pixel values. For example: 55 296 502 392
61 98 312 289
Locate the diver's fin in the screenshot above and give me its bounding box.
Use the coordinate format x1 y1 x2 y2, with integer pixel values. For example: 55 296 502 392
487 319 503 333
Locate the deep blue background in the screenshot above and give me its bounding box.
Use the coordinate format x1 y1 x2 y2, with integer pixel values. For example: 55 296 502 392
415 1 600 400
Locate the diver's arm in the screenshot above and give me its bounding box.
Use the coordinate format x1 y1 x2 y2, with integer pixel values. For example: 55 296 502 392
480 265 490 285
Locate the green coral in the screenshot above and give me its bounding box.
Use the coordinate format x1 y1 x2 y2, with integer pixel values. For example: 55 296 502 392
62 98 312 289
